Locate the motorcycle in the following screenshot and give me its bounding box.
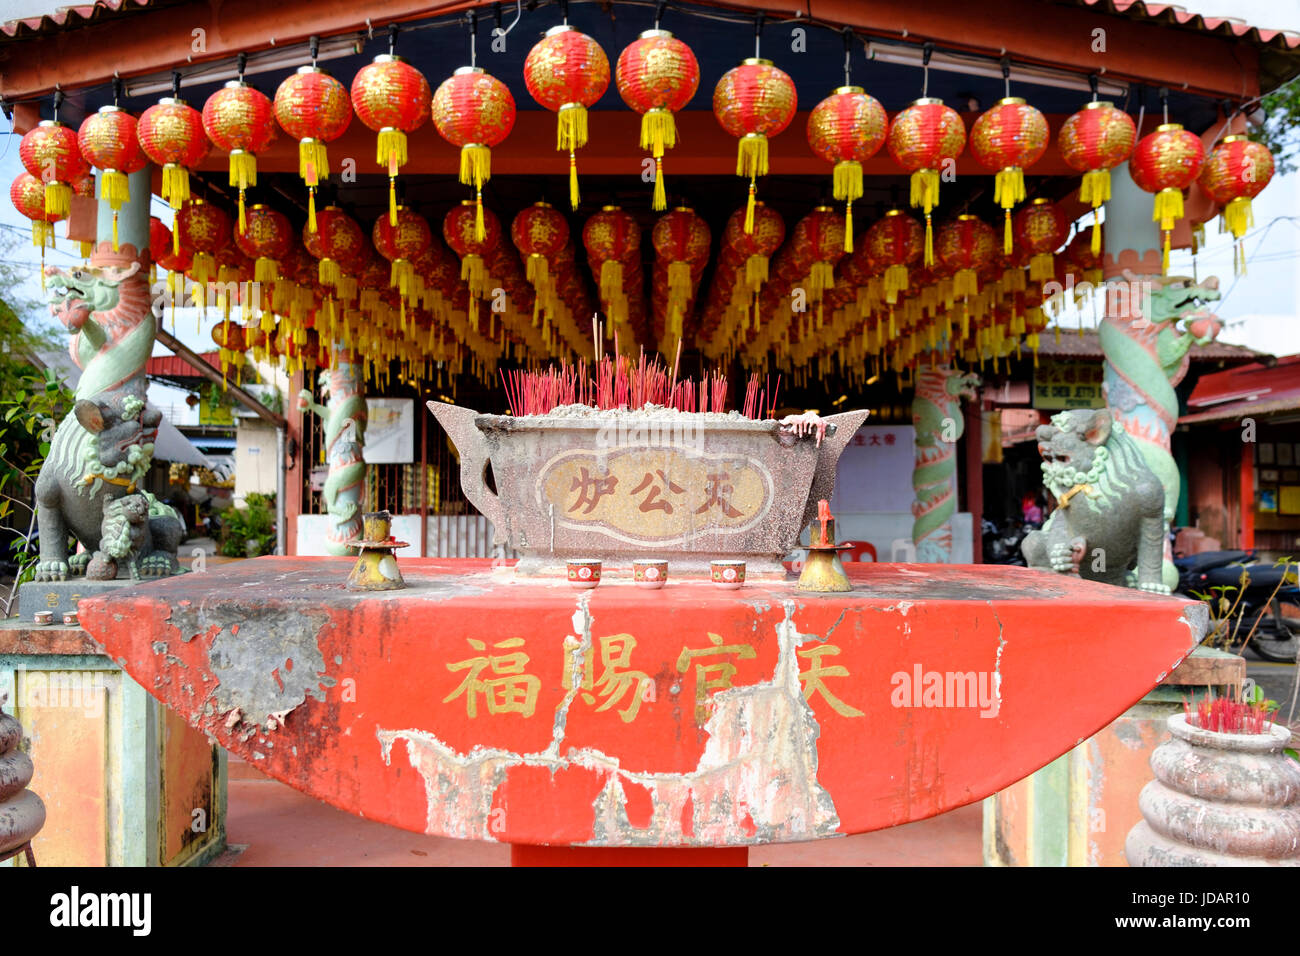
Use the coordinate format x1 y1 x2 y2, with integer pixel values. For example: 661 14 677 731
982 518 1035 566
1174 549 1300 663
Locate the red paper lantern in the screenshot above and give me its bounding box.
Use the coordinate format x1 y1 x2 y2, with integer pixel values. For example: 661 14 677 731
19 120 88 223
511 202 569 315
432 68 516 242
307 207 365 289
1198 135 1274 273
616 30 700 211
77 106 147 250
1130 122 1205 274
1058 101 1136 254
936 215 996 298
807 87 887 251
234 204 292 284
137 98 208 211
887 98 966 266
177 199 232 297
724 202 784 295
274 66 353 231
444 201 502 299
351 55 432 225
1013 198 1068 282
865 210 924 304
583 205 640 327
970 97 1049 253
11 172 62 278
373 207 432 303
524 26 610 209
713 59 797 234
202 81 277 234
652 206 710 337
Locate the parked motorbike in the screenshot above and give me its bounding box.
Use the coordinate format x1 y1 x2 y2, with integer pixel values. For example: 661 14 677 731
1174 549 1300 663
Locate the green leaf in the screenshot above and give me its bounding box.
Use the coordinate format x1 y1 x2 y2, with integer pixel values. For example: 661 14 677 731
1287 748 1300 763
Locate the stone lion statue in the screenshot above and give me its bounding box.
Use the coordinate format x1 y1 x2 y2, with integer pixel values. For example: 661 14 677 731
85 493 183 581
1022 408 1169 594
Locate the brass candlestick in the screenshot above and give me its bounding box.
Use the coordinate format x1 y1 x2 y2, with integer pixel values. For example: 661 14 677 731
797 515 852 593
345 511 408 591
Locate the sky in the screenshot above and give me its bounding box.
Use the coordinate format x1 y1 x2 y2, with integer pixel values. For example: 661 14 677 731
0 0 1297 396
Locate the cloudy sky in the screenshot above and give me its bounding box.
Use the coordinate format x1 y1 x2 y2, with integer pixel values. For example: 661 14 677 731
1 0 1297 368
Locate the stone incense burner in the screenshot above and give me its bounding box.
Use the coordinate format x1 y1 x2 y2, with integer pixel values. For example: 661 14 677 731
429 403 868 576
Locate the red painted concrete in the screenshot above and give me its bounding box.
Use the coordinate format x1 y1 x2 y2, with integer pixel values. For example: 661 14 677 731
221 771 983 866
80 558 1203 849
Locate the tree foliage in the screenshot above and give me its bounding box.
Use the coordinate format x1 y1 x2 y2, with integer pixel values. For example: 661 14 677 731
1258 77 1300 175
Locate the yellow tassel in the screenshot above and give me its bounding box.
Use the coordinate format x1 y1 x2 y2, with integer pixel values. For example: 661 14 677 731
668 261 690 300
737 134 768 179
884 264 908 302
640 109 676 157
102 169 130 209
832 161 862 202
43 181 71 218
1162 230 1171 275
924 213 935 268
744 179 757 234
300 140 327 186
1079 168 1110 206
994 167 1025 209
389 177 397 227
1003 210 1013 255
1090 213 1102 257
569 152 580 210
172 226 179 258
600 260 623 302
475 191 486 243
1152 187 1183 232
161 165 189 210
954 268 979 299
910 169 939 213
308 188 318 233
255 257 277 284
844 202 854 253
1029 252 1054 283
111 213 119 253
745 255 768 291
78 239 92 259
557 105 589 151
460 145 491 190
1223 196 1252 240
653 157 666 211
238 192 248 235
377 128 408 176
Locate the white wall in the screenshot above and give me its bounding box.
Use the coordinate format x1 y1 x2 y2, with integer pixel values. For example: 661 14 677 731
234 419 278 503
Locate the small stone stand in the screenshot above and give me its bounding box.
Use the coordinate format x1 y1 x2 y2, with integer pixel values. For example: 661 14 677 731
15 578 134 623
345 511 408 591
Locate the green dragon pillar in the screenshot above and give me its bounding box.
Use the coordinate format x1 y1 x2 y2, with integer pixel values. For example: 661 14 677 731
297 343 367 555
911 366 980 563
1099 164 1222 591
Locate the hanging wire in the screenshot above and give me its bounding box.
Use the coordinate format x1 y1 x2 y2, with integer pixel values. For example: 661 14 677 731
1001 55 1011 99
309 34 320 67
388 22 399 56
52 86 63 121
467 9 477 67
653 0 667 30
754 11 765 59
921 41 934 97
1088 73 1099 104
1160 86 1169 125
842 26 853 86
236 52 247 82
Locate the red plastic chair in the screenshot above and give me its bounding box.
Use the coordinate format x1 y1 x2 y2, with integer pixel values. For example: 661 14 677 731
841 540 877 563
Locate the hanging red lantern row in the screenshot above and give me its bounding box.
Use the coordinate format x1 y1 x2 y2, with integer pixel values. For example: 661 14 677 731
351 49 432 226
524 25 610 209
137 94 208 216
273 63 352 232
865 210 924 304
887 98 966 266
77 105 146 251
616 29 700 211
970 97 1049 253
713 58 797 234
1013 198 1068 283
432 68 516 242
1198 135 1274 275
1058 100 1136 255
19 119 87 221
1130 122 1205 274
807 86 886 252
202 78 277 234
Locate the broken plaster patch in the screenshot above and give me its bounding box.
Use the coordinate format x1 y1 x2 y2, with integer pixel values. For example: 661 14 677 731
375 597 843 846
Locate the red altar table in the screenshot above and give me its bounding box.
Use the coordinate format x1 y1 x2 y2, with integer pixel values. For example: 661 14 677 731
79 558 1205 864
